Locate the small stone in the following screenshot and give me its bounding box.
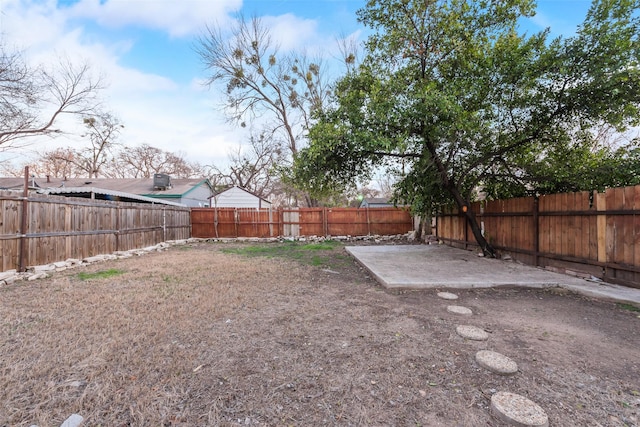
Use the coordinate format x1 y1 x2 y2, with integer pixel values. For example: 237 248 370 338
476 350 518 375
437 292 459 300
60 413 84 427
67 380 86 388
33 264 56 272
447 305 473 315
491 391 548 427
456 325 489 341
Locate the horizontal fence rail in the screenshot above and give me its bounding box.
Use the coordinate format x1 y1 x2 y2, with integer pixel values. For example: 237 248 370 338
435 185 640 289
191 207 414 239
0 190 191 272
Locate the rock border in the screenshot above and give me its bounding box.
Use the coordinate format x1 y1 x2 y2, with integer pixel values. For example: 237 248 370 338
0 234 418 286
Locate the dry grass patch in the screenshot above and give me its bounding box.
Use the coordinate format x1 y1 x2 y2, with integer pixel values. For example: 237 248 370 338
1 247 307 425
1 242 639 426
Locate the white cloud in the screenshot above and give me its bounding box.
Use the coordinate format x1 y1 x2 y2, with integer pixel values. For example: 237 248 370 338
65 0 242 37
262 13 319 52
111 89 238 167
0 0 238 169
0 0 360 173
1 0 66 52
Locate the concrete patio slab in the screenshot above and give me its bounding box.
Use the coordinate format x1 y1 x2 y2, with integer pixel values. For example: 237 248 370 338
345 244 640 306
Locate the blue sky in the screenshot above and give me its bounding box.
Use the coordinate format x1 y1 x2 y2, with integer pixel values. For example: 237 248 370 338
1 0 594 170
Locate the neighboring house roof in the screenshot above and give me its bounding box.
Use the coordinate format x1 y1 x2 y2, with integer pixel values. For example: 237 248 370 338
360 197 394 207
41 186 186 206
0 177 213 206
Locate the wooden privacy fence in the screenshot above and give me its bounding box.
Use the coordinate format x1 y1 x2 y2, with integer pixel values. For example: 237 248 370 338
0 190 191 272
191 207 413 239
436 185 640 289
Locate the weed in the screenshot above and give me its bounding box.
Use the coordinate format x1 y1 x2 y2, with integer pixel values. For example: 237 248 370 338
162 274 178 283
221 240 346 268
76 269 125 281
617 303 640 313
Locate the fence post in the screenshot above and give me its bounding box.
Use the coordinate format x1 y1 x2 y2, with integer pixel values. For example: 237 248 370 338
234 208 239 237
18 166 29 272
214 207 219 238
596 191 607 267
115 205 120 252
533 197 539 267
464 210 469 250
323 207 328 237
366 207 371 235
162 207 166 242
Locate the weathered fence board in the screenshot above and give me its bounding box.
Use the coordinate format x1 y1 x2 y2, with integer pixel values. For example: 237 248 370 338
0 190 190 272
435 185 640 289
191 207 413 239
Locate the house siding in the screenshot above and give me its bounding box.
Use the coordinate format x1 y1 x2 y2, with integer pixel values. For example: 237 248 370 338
174 185 212 207
211 186 271 209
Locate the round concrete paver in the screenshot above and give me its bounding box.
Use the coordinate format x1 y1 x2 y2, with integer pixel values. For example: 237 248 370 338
490 391 549 427
437 291 459 300
456 325 489 341
475 350 518 375
447 305 473 315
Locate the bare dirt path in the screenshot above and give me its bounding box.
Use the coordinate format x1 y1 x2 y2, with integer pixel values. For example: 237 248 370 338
1 241 639 426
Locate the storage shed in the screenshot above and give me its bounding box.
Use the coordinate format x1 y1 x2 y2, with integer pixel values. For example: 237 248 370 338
210 186 272 209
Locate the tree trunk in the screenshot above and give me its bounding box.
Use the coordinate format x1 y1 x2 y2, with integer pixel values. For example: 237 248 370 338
414 217 424 242
425 141 496 256
464 208 496 257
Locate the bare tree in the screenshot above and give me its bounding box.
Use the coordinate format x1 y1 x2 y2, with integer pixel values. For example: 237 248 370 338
32 147 77 178
70 111 122 178
336 32 360 74
197 16 342 206
197 16 330 157
0 45 103 151
0 161 24 177
208 130 284 199
110 143 201 178
375 172 398 199
31 142 203 179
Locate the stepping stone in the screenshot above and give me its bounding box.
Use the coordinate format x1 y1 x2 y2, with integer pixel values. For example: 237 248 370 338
437 291 458 300
491 391 549 427
475 350 518 375
447 305 473 315
456 325 489 341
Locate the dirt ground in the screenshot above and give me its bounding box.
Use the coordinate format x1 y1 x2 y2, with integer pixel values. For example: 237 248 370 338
1 240 639 426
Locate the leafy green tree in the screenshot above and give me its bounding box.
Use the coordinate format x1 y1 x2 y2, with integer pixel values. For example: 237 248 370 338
514 128 640 195
293 0 640 256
